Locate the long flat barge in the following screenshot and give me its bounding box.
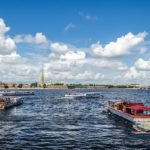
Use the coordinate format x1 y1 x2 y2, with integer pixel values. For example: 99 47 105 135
0 91 34 96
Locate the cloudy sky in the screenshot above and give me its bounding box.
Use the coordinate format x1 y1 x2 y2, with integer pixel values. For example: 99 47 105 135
0 0 150 84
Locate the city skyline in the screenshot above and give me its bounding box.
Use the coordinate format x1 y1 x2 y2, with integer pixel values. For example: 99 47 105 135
0 0 150 84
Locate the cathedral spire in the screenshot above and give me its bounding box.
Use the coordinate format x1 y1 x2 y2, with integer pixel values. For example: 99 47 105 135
40 66 45 88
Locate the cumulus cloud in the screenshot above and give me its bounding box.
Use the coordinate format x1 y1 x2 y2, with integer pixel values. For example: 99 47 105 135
0 18 16 55
0 36 16 55
1 17 150 84
47 42 128 83
0 18 10 35
90 59 128 71
34 33 48 44
49 42 87 61
45 69 93 82
0 63 39 83
14 32 48 44
49 52 59 60
124 67 145 79
94 73 104 80
50 42 69 54
0 18 41 83
64 23 76 31
135 58 150 71
0 53 39 83
75 71 92 80
0 52 20 64
60 51 86 60
91 32 147 57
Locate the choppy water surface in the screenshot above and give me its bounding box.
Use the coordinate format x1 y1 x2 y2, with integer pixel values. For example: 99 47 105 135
0 89 150 149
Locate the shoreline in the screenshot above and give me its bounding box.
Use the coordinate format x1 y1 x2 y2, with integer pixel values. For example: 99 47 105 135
0 87 147 90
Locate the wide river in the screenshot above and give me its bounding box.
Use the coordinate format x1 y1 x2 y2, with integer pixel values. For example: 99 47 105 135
0 89 150 149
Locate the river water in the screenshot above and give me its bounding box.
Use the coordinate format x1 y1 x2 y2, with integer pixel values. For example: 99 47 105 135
0 89 150 149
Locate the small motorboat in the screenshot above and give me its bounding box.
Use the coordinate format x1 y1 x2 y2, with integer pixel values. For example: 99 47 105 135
65 92 104 99
85 92 104 98
64 92 86 99
107 100 150 132
0 97 23 110
0 91 34 96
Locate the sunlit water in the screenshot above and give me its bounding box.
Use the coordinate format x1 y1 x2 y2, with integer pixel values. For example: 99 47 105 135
0 89 150 149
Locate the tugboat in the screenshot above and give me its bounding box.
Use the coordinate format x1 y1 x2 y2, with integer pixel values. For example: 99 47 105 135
107 100 150 132
0 97 23 110
0 91 34 96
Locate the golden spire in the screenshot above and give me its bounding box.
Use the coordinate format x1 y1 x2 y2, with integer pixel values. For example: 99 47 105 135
40 66 45 88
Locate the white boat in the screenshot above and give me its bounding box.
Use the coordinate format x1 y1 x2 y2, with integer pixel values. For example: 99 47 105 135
107 100 150 132
0 91 34 96
85 92 104 98
65 93 86 98
65 92 104 99
0 97 23 110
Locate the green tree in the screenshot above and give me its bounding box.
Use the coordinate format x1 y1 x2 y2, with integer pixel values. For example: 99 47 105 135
30 82 38 88
4 84 8 89
18 84 23 88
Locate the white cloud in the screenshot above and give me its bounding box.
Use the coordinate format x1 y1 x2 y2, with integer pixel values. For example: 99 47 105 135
45 60 76 72
94 73 104 80
124 67 145 79
0 18 16 55
0 52 40 83
45 69 93 82
0 36 16 55
47 43 128 83
49 42 86 61
90 59 128 70
91 32 147 57
75 71 92 80
135 58 150 71
14 32 48 45
2 17 150 84
0 64 39 83
50 42 69 54
35 33 48 44
49 52 59 60
0 52 20 64
14 35 24 43
64 23 76 31
60 51 86 60
0 18 10 35
0 18 42 83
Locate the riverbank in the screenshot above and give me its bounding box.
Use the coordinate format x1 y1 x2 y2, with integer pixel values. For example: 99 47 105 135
0 87 147 90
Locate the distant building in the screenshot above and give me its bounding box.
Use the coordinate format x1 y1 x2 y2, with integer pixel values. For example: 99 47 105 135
0 82 5 88
22 84 30 88
0 82 15 88
7 83 15 88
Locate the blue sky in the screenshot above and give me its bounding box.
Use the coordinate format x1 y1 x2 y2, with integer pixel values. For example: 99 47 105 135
1 0 150 44
0 0 150 84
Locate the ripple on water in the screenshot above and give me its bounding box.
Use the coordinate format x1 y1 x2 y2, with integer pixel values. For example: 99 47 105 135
0 89 150 149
